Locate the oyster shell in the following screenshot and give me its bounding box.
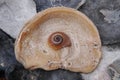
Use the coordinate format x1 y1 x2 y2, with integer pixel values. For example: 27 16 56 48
15 7 102 73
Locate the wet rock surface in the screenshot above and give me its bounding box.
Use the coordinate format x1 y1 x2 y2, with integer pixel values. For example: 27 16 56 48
79 0 120 45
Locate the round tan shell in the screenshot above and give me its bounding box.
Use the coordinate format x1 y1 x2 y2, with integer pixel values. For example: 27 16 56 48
15 7 102 73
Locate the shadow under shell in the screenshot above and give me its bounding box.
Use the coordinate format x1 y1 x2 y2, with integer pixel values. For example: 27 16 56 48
6 66 83 80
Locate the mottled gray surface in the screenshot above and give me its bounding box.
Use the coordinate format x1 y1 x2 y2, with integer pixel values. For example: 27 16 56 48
34 0 86 12
109 59 120 74
0 0 36 38
0 29 17 70
6 66 83 80
108 59 120 80
0 29 21 78
79 0 120 45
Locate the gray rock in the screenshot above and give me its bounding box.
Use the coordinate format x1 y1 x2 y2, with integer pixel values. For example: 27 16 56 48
79 0 120 45
108 59 120 80
0 0 36 38
100 9 120 24
34 0 86 12
0 29 19 71
6 66 83 80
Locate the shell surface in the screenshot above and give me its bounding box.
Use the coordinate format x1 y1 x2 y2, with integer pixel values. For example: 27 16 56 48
15 7 102 73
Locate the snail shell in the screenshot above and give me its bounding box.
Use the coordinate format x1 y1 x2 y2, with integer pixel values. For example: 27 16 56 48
48 32 71 50
15 7 102 73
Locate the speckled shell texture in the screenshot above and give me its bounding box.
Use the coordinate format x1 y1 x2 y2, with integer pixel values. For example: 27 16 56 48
15 7 102 73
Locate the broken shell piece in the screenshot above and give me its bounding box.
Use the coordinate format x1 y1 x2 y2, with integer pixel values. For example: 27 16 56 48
15 7 102 73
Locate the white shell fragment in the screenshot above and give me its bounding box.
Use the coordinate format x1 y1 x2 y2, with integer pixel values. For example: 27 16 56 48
0 0 36 38
15 7 102 73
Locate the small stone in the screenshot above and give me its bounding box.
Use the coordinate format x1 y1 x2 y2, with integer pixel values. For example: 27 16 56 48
108 59 120 80
0 0 36 38
100 9 120 23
